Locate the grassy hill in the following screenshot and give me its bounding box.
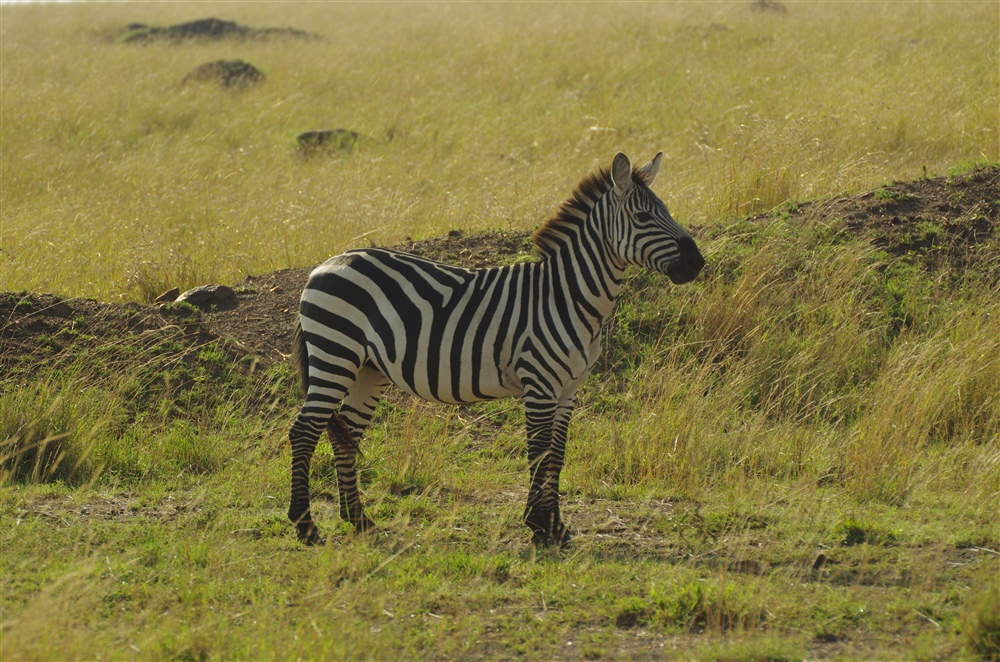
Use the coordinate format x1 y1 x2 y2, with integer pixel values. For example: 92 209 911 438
3 165 998 659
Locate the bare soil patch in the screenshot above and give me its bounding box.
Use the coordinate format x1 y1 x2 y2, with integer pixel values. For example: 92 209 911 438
791 166 998 271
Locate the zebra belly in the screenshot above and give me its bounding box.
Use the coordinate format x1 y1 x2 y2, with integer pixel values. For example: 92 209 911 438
305 313 521 404
381 361 520 404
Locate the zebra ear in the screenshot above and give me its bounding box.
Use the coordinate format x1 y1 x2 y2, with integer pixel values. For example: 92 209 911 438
611 152 633 194
638 152 663 185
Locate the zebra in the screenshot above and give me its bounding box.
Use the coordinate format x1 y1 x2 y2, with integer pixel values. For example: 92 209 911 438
288 151 705 547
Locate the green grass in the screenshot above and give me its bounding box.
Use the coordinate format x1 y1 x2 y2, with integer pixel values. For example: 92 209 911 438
2 2 999 660
4 196 998 658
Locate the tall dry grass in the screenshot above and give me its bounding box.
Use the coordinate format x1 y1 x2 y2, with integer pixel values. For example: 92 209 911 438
562 206 999 509
2 1 996 300
845 300 1000 503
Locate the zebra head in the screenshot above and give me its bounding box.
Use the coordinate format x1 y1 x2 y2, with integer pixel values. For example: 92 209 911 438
608 152 705 285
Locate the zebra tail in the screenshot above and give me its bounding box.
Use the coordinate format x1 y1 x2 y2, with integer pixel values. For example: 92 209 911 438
291 318 310 396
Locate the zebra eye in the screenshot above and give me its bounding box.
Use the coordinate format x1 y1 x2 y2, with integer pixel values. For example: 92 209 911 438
635 211 655 223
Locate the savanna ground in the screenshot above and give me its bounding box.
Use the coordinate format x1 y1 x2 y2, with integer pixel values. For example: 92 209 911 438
2 2 999 660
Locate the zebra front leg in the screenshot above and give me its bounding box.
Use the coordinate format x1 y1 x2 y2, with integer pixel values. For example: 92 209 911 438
289 413 328 545
541 401 576 547
523 404 558 547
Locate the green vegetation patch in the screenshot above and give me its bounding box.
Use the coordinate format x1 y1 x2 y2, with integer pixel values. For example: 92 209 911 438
833 517 900 547
962 577 1000 660
614 580 766 633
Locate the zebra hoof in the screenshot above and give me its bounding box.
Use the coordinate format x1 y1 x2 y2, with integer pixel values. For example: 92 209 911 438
531 532 567 549
531 526 573 549
297 523 325 546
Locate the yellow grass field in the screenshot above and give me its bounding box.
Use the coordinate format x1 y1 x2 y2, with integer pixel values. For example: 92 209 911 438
2 1 996 300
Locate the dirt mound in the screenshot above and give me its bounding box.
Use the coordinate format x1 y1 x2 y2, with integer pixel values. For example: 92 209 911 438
1 230 532 377
392 229 533 268
182 59 264 89
0 292 225 379
793 166 998 271
2 170 995 377
123 18 314 43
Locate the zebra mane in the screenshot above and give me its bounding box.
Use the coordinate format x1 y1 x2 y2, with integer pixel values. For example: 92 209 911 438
531 164 651 258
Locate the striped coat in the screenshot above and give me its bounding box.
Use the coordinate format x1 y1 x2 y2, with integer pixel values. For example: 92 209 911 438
289 152 704 546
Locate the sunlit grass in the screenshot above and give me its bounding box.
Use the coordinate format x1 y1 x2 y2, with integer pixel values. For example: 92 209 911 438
2 1 996 299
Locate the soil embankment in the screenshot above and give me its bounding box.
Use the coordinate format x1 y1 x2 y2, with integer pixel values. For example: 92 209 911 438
3 168 996 377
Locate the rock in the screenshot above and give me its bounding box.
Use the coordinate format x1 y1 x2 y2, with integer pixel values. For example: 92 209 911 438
183 59 264 89
175 285 236 308
155 287 181 303
162 17 246 38
298 129 360 155
124 17 247 42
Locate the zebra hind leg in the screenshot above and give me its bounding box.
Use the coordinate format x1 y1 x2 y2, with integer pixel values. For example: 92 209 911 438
288 411 329 545
327 414 375 533
327 364 389 534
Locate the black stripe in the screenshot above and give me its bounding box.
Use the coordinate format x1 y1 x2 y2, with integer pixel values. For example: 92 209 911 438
470 268 507 399
302 276 397 363
344 258 423 389
448 270 493 401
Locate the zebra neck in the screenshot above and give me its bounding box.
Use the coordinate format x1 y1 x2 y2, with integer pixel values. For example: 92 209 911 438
537 220 627 332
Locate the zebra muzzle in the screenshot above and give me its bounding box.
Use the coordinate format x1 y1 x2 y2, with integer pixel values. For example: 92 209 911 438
666 235 705 284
